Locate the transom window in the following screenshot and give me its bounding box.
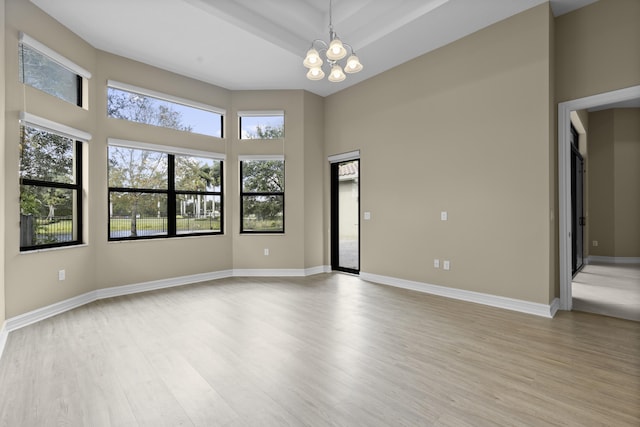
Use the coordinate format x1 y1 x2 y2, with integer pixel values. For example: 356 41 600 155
107 81 224 138
19 113 90 251
108 140 224 240
18 32 90 108
240 156 285 233
238 111 284 140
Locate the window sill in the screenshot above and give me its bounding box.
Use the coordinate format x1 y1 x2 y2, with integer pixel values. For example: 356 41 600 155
20 243 88 254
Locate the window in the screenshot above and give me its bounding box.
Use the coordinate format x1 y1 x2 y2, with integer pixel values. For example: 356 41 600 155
107 81 224 138
240 156 284 233
108 140 223 240
239 111 284 139
18 32 90 107
19 113 90 251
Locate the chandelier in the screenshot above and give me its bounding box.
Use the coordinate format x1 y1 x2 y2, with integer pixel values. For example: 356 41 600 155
303 0 363 82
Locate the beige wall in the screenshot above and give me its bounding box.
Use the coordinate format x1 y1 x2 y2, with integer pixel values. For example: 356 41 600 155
325 4 555 304
613 109 640 257
614 109 640 256
548 6 558 300
93 51 234 289
3 0 637 318
3 0 322 317
1 0 6 326
588 108 640 258
230 90 306 270
303 92 325 269
588 110 615 256
556 0 640 103
4 0 97 316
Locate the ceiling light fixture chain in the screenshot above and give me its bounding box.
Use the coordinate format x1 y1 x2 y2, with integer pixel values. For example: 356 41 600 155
303 0 363 82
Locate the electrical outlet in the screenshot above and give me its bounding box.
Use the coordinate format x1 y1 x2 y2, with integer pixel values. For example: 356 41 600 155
434 259 440 268
443 261 450 271
592 240 598 247
58 269 66 281
441 211 448 221
264 248 269 256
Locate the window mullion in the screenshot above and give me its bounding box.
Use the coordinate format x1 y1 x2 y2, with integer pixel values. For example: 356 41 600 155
20 179 79 191
76 141 83 243
168 155 176 236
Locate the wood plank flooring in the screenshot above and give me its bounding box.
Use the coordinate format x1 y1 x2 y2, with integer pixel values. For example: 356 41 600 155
0 273 638 426
573 262 640 322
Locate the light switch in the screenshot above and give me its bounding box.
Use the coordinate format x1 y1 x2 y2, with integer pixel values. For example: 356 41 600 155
434 259 440 268
364 212 371 220
441 211 448 221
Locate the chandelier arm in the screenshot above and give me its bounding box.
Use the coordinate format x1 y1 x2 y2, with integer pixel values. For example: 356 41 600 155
310 39 328 50
341 43 356 56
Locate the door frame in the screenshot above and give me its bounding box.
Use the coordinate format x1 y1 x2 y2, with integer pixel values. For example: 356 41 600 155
558 85 640 311
328 150 360 274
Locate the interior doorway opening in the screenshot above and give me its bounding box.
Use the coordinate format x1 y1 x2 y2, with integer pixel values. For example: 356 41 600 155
558 85 640 312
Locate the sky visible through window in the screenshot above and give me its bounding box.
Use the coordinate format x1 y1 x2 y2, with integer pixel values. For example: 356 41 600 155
240 115 284 139
169 102 222 137
108 87 222 138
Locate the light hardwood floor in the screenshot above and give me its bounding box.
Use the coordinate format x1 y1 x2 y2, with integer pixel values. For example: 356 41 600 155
0 274 638 426
573 262 640 322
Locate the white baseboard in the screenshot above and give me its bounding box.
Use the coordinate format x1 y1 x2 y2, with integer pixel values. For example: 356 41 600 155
586 256 640 265
5 291 96 332
233 268 307 277
0 322 8 361
95 270 233 299
549 297 560 317
305 265 332 275
232 266 330 277
360 272 559 318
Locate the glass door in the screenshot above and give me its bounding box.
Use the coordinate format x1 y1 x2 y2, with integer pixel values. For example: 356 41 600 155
571 126 585 275
331 159 360 273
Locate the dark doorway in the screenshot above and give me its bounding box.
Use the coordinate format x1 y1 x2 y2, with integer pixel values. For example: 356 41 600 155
331 159 360 274
570 125 585 276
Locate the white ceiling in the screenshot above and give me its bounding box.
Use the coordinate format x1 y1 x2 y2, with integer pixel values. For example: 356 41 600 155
30 0 598 97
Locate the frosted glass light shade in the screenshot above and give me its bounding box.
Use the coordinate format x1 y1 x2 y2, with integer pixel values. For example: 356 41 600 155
344 54 363 73
328 64 346 82
303 48 323 68
306 67 325 80
326 38 347 61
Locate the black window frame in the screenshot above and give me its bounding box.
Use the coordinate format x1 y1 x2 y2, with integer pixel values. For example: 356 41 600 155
19 126 83 251
240 159 285 234
108 147 224 241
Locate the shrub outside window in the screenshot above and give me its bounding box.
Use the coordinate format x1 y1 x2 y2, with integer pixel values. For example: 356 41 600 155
239 111 284 139
19 125 83 251
107 81 224 138
18 33 89 107
108 142 223 240
240 157 284 233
